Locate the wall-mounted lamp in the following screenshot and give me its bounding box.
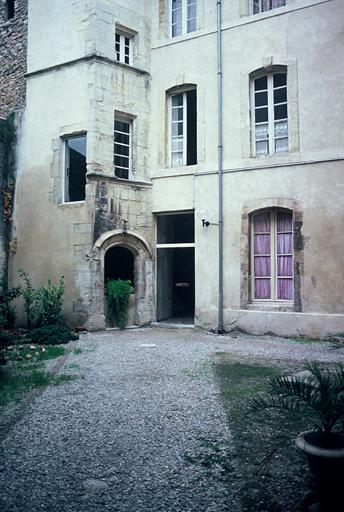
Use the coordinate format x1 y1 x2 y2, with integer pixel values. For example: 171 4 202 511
201 219 210 227
122 219 128 235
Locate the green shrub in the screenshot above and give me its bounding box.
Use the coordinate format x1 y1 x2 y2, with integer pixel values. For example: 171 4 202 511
27 324 78 345
0 331 19 347
18 268 37 328
106 279 132 329
0 281 21 328
36 276 65 326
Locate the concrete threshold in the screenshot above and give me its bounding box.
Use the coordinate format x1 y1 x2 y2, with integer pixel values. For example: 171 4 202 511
150 322 194 329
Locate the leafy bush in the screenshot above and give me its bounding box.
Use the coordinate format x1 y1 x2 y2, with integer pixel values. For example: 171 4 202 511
106 279 132 329
27 324 78 345
249 361 344 443
36 276 65 326
18 268 37 328
0 281 21 328
0 331 19 347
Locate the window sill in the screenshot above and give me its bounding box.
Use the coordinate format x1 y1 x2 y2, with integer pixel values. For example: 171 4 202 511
247 301 294 312
58 201 86 208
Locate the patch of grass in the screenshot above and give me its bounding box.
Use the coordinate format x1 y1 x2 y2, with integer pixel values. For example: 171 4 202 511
292 336 321 344
73 347 83 355
53 374 78 385
4 344 66 364
182 359 214 380
214 359 311 512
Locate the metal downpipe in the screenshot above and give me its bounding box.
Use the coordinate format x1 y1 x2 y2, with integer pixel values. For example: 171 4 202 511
216 0 224 333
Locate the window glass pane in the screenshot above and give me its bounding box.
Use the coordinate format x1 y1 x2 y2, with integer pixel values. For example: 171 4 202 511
115 34 120 43
187 18 196 32
255 123 268 141
277 233 293 253
115 168 129 179
274 87 287 104
254 212 270 233
255 279 271 299
277 279 293 300
274 120 288 138
273 73 287 87
157 213 194 244
67 136 86 156
115 155 129 168
115 120 130 133
272 1 286 9
172 152 183 166
256 140 268 155
275 137 288 153
172 137 183 152
254 76 267 91
114 143 129 156
254 257 271 277
274 104 287 120
172 94 183 107
115 132 129 145
255 91 268 107
255 107 268 123
277 211 293 232
253 0 260 14
254 234 271 254
277 256 293 276
172 108 183 121
66 135 87 202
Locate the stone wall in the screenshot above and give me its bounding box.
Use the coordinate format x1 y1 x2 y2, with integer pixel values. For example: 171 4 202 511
0 0 28 118
0 122 5 286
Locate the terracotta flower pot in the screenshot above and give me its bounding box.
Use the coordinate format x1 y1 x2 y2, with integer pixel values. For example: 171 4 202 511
296 432 344 512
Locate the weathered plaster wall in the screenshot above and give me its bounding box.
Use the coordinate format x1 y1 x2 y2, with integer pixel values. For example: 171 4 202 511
0 0 27 117
151 0 344 336
10 0 154 328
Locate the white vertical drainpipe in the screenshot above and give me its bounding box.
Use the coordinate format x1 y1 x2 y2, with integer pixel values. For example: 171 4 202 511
217 0 224 332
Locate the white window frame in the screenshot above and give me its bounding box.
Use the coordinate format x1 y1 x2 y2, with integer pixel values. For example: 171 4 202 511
169 87 197 168
114 115 132 180
115 31 132 65
62 134 87 204
171 0 197 37
170 91 187 167
251 210 294 303
250 71 288 157
251 0 286 15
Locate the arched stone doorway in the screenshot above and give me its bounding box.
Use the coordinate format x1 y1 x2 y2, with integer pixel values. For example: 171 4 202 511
104 246 135 327
84 230 153 331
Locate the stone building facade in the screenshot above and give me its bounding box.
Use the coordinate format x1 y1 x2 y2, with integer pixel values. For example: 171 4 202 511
0 0 28 118
5 0 344 337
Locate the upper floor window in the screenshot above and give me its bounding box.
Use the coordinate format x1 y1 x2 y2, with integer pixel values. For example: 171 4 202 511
252 0 286 14
251 71 288 156
251 210 293 301
170 88 197 167
114 115 132 179
6 0 15 20
115 31 132 65
172 0 197 37
64 135 87 202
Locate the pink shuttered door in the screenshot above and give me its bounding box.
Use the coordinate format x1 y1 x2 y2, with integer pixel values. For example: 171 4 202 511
252 210 293 301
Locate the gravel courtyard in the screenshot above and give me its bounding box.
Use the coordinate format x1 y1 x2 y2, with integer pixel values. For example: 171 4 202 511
1 327 343 512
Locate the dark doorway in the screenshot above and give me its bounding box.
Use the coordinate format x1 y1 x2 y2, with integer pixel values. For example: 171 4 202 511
104 246 134 285
157 247 195 323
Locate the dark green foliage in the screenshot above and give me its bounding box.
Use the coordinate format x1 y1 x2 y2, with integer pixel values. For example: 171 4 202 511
36 276 65 326
18 268 37 328
0 280 21 328
249 361 344 439
27 324 78 345
106 279 132 329
0 330 18 347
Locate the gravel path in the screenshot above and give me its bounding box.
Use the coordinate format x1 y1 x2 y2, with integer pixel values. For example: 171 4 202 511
0 327 343 512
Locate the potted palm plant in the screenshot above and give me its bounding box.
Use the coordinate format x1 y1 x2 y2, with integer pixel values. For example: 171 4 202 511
250 361 344 512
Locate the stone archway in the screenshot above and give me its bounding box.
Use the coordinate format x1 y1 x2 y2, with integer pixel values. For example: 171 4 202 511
84 230 153 331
